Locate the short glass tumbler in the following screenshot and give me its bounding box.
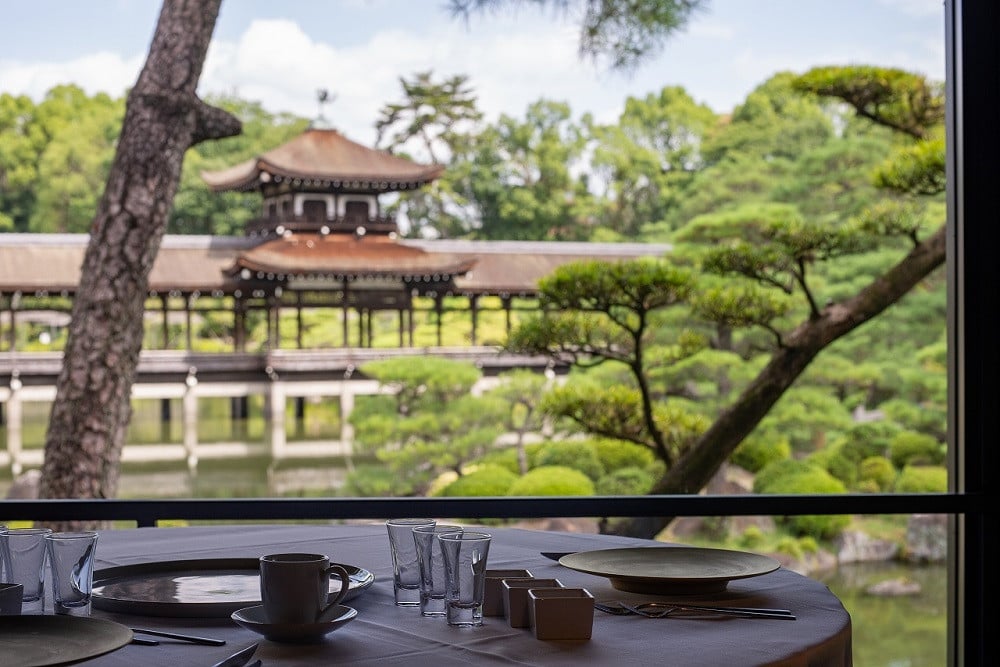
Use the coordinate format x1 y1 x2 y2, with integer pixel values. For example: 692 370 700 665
1 527 52 614
45 531 99 616
386 518 436 606
413 524 463 616
440 531 491 627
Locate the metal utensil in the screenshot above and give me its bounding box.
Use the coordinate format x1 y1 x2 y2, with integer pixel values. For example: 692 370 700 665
131 627 227 646
621 602 795 620
210 642 259 667
595 601 794 620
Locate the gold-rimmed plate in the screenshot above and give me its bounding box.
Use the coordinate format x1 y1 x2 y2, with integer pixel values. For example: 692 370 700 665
558 546 780 595
91 558 374 617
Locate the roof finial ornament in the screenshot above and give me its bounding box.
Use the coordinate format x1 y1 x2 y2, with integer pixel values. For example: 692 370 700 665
312 89 337 130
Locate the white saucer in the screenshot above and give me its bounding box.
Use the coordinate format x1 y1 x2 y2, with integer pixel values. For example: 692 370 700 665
231 604 357 643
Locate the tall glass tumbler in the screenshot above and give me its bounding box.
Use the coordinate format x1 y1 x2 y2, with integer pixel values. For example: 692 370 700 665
386 518 436 606
45 531 99 615
0 527 52 614
440 531 491 627
413 524 463 617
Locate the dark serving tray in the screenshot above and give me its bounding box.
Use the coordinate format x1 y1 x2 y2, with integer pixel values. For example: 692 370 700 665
91 558 375 618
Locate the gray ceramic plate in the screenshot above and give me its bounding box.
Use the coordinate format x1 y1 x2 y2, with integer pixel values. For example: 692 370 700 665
558 546 780 595
231 603 357 643
0 615 133 667
91 558 375 617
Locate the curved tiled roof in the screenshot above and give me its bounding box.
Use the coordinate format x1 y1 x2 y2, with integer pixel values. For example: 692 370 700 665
201 129 444 192
227 233 477 279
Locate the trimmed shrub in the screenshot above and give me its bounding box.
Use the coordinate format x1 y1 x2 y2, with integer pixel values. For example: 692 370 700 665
438 465 518 497
889 431 945 469
534 441 605 481
507 466 595 496
859 456 896 491
811 447 858 489
754 460 851 539
594 466 653 496
836 421 902 463
732 435 792 473
895 465 947 493
592 438 655 473
474 447 522 475
340 464 397 497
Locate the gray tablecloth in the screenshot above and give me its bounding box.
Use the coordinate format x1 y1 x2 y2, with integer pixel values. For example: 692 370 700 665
66 523 851 666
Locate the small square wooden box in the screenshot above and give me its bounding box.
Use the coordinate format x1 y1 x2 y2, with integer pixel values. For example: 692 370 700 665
528 588 594 640
483 569 532 617
502 577 562 628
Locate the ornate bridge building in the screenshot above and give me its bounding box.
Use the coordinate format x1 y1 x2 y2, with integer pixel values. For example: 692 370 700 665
0 126 668 354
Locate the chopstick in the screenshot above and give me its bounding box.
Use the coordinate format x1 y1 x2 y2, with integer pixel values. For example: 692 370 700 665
624 602 795 620
131 627 227 646
651 602 793 615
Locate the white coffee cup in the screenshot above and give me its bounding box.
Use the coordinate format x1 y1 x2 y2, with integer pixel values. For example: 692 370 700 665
260 553 351 624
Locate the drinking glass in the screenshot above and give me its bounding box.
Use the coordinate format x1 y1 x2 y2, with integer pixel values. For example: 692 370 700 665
45 531 99 616
440 531 491 627
1 527 52 614
386 518 435 606
413 523 463 617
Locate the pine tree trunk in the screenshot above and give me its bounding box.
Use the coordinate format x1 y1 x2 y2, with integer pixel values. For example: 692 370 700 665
38 0 240 527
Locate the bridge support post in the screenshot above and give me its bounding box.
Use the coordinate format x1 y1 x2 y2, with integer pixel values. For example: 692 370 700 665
5 375 23 476
268 379 286 460
183 371 199 474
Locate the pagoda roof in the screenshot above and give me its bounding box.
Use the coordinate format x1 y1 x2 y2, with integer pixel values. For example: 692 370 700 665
200 128 444 193
226 233 477 279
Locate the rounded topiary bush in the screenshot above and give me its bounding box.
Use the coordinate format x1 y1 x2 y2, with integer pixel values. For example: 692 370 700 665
836 421 902 463
474 448 522 475
533 441 605 481
889 431 945 469
592 438 655 473
594 466 653 496
754 460 850 539
858 456 897 491
438 465 518 497
507 465 595 496
895 465 947 492
731 435 791 473
809 446 858 489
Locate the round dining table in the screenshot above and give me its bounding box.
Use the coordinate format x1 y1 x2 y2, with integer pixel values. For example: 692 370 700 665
22 522 852 666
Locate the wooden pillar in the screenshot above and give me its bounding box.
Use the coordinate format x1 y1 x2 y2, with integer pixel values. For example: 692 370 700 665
271 297 281 350
160 398 172 442
161 294 169 349
342 282 350 348
408 306 414 347
502 295 512 335
296 292 304 349
398 309 405 347
185 293 194 350
366 309 373 347
233 295 245 352
8 304 16 352
470 294 479 345
230 395 248 439
294 396 306 438
435 294 443 346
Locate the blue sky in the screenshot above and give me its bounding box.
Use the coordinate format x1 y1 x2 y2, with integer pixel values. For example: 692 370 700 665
1 0 944 147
